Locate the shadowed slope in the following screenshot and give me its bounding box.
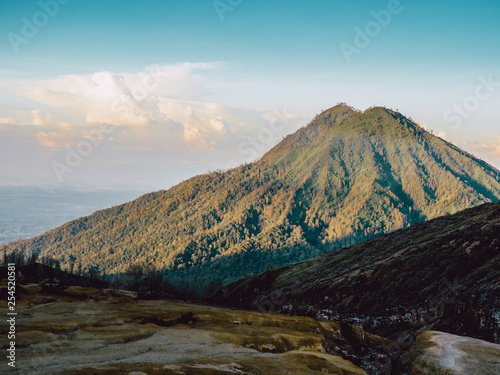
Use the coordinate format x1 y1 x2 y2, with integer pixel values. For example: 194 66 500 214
213 202 500 344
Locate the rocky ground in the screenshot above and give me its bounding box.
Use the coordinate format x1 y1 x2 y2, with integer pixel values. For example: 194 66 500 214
2 284 499 375
1 284 372 375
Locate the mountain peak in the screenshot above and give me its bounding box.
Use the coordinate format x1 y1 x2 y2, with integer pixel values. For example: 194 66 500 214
261 103 360 160
334 105 426 137
262 104 415 161
310 104 416 135
313 102 361 123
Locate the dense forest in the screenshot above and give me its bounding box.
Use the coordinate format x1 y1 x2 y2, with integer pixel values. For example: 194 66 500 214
3 104 500 296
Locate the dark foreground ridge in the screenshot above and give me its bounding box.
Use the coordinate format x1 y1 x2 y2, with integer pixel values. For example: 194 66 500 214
4 271 499 374
213 202 500 347
0 263 108 290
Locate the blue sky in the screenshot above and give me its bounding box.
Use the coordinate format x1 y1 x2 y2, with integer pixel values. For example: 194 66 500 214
1 0 499 190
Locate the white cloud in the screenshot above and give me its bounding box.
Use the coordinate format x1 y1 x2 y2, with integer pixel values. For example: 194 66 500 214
209 117 227 134
1 63 222 127
416 122 429 131
34 131 73 150
436 130 449 141
0 63 306 152
464 134 500 168
0 117 15 124
29 109 58 126
0 63 310 188
0 109 58 126
468 135 500 156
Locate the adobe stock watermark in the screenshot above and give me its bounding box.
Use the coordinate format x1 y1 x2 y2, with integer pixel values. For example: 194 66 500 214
226 108 291 170
340 0 411 63
443 74 500 130
7 0 71 54
213 0 243 21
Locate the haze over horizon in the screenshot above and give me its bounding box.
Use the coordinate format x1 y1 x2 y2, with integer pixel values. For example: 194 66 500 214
1 0 499 191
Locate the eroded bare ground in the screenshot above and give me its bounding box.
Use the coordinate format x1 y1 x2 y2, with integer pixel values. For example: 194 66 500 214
2 285 372 375
401 331 500 375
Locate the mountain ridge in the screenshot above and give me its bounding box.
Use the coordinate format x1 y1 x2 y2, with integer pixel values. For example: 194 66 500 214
2 104 500 296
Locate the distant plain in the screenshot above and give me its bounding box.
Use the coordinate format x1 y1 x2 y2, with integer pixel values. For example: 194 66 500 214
0 186 143 245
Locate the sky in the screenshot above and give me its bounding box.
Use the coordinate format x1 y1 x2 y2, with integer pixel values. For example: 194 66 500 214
0 0 499 191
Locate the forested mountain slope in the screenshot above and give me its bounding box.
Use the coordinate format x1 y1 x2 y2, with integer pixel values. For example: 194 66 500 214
3 104 500 295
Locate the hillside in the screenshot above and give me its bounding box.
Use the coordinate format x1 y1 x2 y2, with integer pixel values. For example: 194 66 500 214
213 202 500 345
2 104 500 295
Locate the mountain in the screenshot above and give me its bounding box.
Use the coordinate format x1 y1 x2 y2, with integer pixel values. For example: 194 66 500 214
213 202 500 345
2 104 500 296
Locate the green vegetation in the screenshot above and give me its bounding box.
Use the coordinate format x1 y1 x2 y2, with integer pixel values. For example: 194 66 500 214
2 104 500 296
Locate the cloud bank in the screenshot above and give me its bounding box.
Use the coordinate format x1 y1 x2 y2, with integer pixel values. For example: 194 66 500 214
0 63 307 189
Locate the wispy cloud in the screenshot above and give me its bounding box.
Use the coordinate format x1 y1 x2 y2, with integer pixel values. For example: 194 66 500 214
0 117 15 124
465 134 500 166
34 131 73 150
9 109 59 126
